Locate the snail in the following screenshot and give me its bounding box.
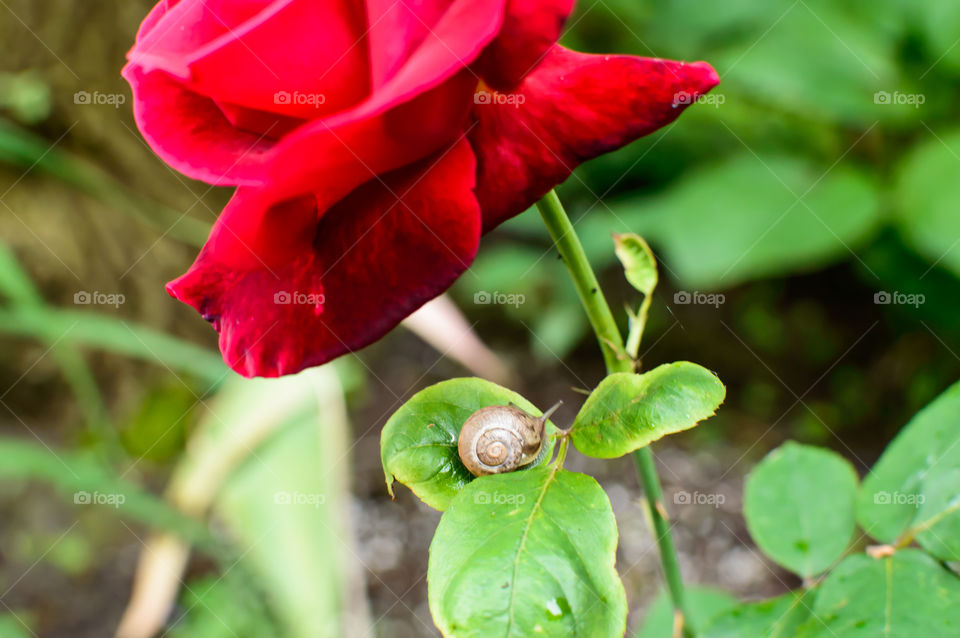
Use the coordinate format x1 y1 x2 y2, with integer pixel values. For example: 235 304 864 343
457 400 563 476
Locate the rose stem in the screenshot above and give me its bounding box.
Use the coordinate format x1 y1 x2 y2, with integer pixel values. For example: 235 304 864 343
536 189 694 638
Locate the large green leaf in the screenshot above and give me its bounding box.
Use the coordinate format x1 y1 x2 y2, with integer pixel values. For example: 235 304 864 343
639 587 737 638
701 590 814 638
895 129 960 279
857 379 960 559
571 363 725 459
606 155 881 290
795 550 960 637
744 442 858 577
203 366 364 638
381 378 556 511
715 1 905 126
428 468 626 637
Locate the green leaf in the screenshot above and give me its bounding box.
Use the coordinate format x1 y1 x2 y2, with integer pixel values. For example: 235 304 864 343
614 233 658 297
121 382 197 461
168 577 277 638
913 1 960 73
857 379 960 559
894 129 960 279
195 366 365 638
909 468 960 559
0 242 43 305
0 612 33 638
795 550 960 637
607 155 881 290
428 468 627 638
744 442 858 577
701 590 814 638
715 2 904 126
0 438 213 550
0 242 112 441
0 306 226 384
570 363 725 459
381 378 556 511
639 587 738 638
640 0 908 126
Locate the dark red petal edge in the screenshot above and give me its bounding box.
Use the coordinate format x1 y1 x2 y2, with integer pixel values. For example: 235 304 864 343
167 138 481 378
469 45 720 230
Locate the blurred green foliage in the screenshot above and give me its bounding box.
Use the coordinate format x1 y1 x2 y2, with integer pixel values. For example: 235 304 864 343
1 0 959 635
456 0 960 368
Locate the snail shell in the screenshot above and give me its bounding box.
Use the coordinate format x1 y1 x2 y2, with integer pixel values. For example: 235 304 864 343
458 401 562 476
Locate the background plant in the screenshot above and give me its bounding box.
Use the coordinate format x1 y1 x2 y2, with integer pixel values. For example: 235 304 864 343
1 0 960 635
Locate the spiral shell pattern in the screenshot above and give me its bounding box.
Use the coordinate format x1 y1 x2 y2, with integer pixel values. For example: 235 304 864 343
475 428 524 470
458 404 548 476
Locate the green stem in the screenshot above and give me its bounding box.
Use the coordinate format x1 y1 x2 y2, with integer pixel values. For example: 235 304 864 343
536 190 694 638
535 191 628 372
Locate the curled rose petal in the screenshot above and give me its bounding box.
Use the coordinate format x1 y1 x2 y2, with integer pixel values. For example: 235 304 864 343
124 0 504 187
475 0 576 90
468 45 721 230
167 139 481 378
130 0 370 118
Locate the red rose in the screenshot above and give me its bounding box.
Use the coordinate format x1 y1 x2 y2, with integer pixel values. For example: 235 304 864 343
123 0 718 378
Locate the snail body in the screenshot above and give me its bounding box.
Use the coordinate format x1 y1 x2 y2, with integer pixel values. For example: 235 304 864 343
458 401 562 476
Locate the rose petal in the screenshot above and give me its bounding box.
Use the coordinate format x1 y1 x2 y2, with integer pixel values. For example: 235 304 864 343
475 0 576 90
365 0 505 105
469 45 720 230
123 65 274 186
129 0 370 119
123 63 475 190
364 0 451 87
124 0 495 188
167 139 481 378
134 0 174 42
265 69 477 202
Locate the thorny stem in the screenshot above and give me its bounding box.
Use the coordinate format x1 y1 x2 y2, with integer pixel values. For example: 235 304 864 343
536 189 695 638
